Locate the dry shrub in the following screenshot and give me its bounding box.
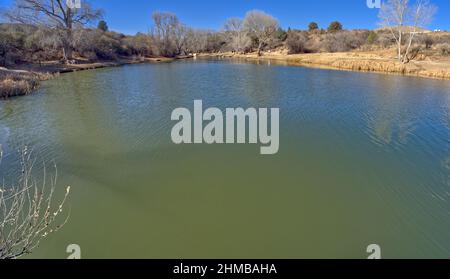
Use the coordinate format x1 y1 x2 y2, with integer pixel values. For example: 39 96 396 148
437 44 450 56
0 147 70 259
323 31 367 52
0 73 39 98
286 31 309 54
0 69 52 98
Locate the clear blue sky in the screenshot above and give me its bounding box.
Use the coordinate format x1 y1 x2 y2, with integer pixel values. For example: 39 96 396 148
1 0 449 34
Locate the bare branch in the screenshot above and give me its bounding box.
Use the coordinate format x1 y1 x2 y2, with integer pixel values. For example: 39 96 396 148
4 0 102 62
0 147 70 259
378 0 436 62
243 10 279 56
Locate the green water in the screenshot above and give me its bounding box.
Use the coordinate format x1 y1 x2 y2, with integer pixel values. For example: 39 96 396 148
0 60 449 258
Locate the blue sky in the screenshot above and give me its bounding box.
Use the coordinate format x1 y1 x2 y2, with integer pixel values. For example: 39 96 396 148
1 0 449 34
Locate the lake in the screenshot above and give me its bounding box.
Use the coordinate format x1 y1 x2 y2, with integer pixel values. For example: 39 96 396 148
0 59 449 258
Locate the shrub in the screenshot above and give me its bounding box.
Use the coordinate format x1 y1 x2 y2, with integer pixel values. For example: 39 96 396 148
376 31 396 48
276 28 288 41
123 33 153 57
0 70 39 98
424 36 434 49
438 44 450 56
73 30 127 60
0 25 27 65
98 20 109 32
308 22 319 32
367 31 378 44
323 31 366 52
286 31 309 54
328 21 343 33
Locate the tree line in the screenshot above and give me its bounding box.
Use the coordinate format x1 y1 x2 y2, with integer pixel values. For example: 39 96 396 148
0 0 448 67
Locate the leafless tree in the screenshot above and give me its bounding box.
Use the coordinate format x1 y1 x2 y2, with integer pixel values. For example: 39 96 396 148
185 28 208 54
172 23 188 55
5 0 102 63
403 0 437 62
224 17 251 53
243 10 279 56
379 0 437 63
0 147 70 259
151 11 180 57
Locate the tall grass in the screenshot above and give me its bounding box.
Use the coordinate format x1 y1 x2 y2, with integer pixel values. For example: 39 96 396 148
0 70 53 98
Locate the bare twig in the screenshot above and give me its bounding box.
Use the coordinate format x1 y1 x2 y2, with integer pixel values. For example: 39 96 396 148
0 147 70 259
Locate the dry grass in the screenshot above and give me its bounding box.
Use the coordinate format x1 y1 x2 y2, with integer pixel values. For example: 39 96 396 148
0 69 55 99
0 73 39 98
199 47 450 80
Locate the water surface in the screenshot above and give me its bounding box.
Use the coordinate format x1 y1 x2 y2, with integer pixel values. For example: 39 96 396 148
0 60 449 258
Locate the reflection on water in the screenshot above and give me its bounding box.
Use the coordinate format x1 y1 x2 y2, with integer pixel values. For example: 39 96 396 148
0 60 449 258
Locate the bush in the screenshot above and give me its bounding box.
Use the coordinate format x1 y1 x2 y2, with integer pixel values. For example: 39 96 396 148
367 31 378 44
328 21 343 33
323 31 366 52
376 31 396 48
276 28 288 42
308 22 319 32
286 31 309 54
204 32 227 53
0 70 39 98
424 35 434 49
123 33 153 57
432 34 450 44
73 29 127 60
438 44 450 56
0 24 28 65
98 20 109 32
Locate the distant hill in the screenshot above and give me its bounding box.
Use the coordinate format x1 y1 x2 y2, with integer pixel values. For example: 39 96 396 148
376 26 431 33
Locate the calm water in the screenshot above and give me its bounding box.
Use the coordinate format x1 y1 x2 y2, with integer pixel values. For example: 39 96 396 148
0 60 449 258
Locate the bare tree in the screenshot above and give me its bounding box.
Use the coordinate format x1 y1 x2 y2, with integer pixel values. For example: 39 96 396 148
379 0 408 61
379 0 436 63
5 0 102 63
151 12 180 57
172 23 188 55
0 147 70 259
243 10 279 56
185 28 208 54
403 0 437 62
224 17 251 53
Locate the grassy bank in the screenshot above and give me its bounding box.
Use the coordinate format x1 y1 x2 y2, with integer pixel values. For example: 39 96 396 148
198 49 450 80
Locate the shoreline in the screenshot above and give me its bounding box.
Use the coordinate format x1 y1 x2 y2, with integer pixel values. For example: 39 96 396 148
197 52 450 81
2 51 450 99
0 55 193 98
